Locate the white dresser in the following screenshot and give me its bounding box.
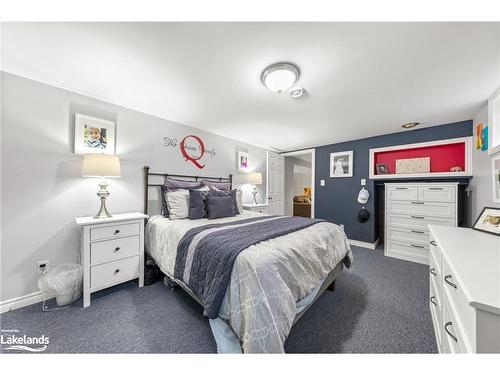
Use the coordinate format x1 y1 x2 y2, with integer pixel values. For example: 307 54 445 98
429 225 500 353
384 182 458 265
76 213 148 307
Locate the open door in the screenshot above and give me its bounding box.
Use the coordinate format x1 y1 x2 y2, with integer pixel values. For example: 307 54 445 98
266 151 285 215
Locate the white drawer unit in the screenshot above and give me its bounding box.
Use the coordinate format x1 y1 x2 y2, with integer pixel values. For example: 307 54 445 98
242 204 269 214
76 213 148 308
384 182 458 265
429 226 500 353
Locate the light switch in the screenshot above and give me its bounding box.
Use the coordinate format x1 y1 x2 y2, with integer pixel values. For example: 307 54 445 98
320 179 325 186
361 179 366 186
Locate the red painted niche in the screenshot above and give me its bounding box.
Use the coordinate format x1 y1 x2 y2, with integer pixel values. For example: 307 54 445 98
374 143 465 174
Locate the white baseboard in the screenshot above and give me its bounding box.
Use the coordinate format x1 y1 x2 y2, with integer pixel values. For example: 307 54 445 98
0 291 45 314
349 237 380 250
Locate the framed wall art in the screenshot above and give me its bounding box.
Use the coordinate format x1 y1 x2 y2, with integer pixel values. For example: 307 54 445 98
238 151 249 172
74 113 116 155
330 151 353 178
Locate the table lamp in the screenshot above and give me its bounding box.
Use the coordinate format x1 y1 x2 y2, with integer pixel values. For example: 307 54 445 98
247 172 262 205
81 154 121 218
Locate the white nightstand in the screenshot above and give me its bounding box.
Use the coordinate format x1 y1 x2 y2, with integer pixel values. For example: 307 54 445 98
75 212 148 308
242 203 269 214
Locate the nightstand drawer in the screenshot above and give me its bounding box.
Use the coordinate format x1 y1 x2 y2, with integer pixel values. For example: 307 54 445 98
90 236 140 265
90 222 140 241
90 256 139 291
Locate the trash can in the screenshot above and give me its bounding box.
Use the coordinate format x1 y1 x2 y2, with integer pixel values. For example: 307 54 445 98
38 263 83 307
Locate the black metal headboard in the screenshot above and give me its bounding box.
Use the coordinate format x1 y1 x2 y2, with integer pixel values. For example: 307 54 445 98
142 166 233 216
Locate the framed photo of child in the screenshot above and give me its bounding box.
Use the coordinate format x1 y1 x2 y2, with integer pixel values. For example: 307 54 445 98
74 114 116 155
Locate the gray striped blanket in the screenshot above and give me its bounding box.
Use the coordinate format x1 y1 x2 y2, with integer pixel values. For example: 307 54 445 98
174 215 324 318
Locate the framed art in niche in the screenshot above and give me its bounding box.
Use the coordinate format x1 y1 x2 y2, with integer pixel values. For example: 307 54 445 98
74 113 116 155
473 207 500 236
330 151 353 177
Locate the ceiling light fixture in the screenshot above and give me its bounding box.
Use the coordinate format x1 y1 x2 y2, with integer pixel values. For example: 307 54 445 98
289 87 304 98
261 62 300 93
402 122 420 129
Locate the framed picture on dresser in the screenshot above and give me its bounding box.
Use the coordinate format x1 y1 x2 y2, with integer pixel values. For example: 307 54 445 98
473 207 500 236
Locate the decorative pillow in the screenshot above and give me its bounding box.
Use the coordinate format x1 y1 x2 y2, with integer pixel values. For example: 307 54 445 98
189 189 210 220
206 195 235 219
208 189 240 215
165 190 190 220
161 177 203 216
236 189 243 213
201 179 231 191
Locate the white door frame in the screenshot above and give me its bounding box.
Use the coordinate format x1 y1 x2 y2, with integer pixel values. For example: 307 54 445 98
281 149 315 218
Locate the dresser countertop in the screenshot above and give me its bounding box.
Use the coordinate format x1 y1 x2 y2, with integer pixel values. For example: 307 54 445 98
429 225 500 315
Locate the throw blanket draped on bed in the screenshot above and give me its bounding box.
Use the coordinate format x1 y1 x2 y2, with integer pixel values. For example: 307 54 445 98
174 215 324 318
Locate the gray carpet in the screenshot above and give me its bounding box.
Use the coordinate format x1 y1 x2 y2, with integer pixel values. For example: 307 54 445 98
0 246 437 353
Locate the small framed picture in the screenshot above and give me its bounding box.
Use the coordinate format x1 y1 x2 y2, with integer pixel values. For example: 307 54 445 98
330 151 353 177
473 207 500 236
238 151 249 172
74 114 116 155
376 163 389 175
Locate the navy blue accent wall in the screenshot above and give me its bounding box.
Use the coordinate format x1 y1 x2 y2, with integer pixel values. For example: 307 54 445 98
314 120 473 243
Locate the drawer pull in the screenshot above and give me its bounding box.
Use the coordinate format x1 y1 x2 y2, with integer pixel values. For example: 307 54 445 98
411 243 424 249
411 215 425 219
113 269 120 275
430 240 437 246
429 268 437 276
395 187 408 190
444 275 457 289
411 201 424 205
114 247 120 252
429 187 444 190
114 229 120 234
411 229 425 234
444 322 458 342
430 296 437 306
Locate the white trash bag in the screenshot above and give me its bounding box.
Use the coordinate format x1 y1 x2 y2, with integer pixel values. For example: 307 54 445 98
38 263 83 306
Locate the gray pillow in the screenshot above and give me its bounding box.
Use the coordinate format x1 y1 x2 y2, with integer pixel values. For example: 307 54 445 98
201 179 231 190
189 189 209 220
208 189 240 214
161 177 203 216
206 195 235 219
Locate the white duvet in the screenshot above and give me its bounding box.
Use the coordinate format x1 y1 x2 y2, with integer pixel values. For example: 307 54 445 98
146 211 352 353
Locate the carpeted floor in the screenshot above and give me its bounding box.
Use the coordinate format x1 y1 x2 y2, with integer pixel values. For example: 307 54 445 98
0 246 437 353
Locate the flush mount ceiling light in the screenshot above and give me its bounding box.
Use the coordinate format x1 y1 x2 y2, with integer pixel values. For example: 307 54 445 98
402 122 420 129
261 62 300 93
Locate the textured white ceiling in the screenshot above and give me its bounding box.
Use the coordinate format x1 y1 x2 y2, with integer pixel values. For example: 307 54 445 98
2 22 499 151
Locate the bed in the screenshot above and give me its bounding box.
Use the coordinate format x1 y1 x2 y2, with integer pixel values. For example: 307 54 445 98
143 166 353 353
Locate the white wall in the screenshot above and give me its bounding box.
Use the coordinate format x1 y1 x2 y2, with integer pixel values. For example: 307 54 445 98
470 104 500 222
0 72 267 302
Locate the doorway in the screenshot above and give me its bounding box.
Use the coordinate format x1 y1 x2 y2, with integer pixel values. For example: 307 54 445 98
282 149 315 218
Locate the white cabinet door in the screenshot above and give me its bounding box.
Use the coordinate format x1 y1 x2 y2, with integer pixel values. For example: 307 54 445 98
266 151 284 215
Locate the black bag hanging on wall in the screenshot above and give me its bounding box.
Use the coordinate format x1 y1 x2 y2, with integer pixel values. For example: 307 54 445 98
357 207 370 223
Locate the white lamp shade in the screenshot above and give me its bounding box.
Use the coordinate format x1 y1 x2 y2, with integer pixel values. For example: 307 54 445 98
81 154 121 178
247 172 262 185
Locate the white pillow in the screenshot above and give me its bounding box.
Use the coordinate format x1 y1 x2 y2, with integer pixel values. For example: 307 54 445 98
165 190 190 219
236 189 243 213
166 186 210 220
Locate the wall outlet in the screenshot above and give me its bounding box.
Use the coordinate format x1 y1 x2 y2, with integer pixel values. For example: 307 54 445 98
320 179 325 186
361 179 366 186
37 260 49 274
